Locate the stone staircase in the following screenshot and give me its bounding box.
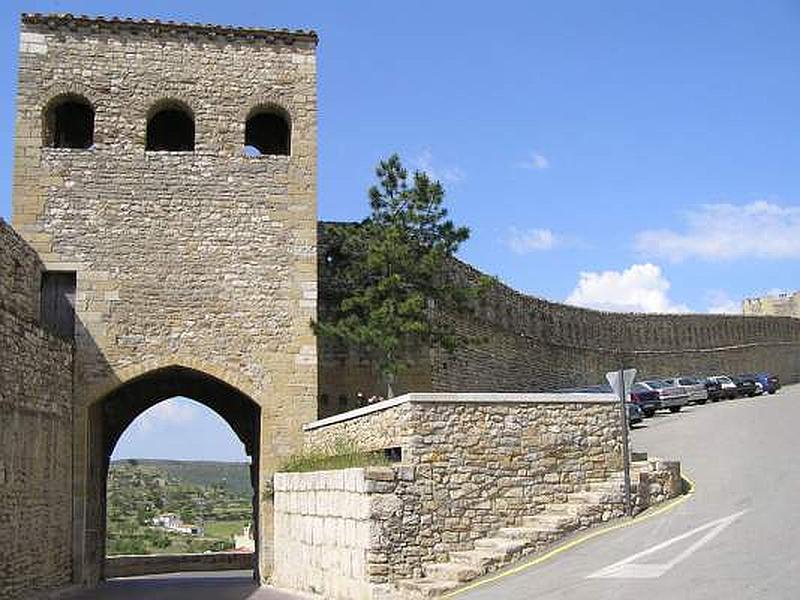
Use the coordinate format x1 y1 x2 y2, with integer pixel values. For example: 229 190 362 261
395 472 634 599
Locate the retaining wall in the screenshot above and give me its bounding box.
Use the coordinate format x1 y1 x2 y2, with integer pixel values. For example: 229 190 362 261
275 395 682 599
273 469 376 598
276 393 626 598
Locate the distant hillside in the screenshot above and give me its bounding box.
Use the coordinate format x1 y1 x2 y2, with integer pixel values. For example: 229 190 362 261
110 459 251 496
107 459 253 555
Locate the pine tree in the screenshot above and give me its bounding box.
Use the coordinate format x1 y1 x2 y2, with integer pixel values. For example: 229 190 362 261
314 154 484 397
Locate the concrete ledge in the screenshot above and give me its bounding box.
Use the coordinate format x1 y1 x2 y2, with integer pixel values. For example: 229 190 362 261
105 552 253 578
303 392 617 431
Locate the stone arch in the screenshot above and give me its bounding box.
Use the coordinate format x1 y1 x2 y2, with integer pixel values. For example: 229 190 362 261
145 98 195 151
42 92 95 149
244 103 292 156
78 364 263 584
84 356 263 410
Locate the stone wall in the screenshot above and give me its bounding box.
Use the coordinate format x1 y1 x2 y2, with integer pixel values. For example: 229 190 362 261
105 552 253 578
317 223 800 402
273 469 376 599
432 260 800 392
299 394 623 587
0 220 74 600
277 396 682 599
12 14 318 583
633 457 682 512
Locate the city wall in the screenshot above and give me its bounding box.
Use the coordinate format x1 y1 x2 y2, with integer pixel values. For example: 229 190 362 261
0 220 74 600
318 222 800 405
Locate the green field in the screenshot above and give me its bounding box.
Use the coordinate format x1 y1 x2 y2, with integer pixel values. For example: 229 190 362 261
203 520 249 541
106 460 252 556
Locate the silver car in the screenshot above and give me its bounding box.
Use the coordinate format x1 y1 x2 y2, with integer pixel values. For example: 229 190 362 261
663 376 709 405
639 379 690 413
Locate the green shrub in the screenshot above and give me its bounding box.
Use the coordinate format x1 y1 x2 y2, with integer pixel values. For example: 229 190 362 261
279 437 391 473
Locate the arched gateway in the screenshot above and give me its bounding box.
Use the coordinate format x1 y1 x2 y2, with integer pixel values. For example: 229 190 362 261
84 365 262 581
11 14 319 586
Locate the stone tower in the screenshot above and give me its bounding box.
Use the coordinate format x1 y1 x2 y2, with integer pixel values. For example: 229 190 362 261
12 13 318 584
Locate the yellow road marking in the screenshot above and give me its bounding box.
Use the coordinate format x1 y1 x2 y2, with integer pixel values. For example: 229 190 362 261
441 474 696 598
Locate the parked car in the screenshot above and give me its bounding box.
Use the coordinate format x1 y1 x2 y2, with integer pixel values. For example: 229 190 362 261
663 376 709 405
638 379 689 413
706 375 738 400
731 375 758 398
703 377 724 402
627 402 643 426
746 372 781 395
629 383 662 418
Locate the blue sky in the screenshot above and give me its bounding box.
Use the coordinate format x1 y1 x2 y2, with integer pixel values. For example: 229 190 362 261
3 1 799 458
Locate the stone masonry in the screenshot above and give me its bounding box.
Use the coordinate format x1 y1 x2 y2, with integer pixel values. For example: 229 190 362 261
0 220 74 599
302 394 624 582
11 13 318 588
274 394 682 599
317 223 800 407
0 11 795 600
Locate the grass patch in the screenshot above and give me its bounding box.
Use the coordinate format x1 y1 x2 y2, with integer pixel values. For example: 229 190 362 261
280 438 391 473
203 520 248 541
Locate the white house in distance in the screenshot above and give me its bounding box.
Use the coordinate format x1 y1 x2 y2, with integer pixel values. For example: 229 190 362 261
151 513 204 536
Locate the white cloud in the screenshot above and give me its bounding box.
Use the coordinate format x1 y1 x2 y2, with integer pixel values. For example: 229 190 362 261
705 290 741 314
506 227 559 253
413 149 465 184
565 263 690 313
635 201 800 262
515 151 550 171
134 397 198 433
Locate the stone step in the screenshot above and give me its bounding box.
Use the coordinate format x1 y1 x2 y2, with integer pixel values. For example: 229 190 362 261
500 527 561 548
568 490 616 505
473 537 527 557
497 526 546 542
547 501 598 518
449 548 505 569
398 578 462 598
521 513 576 530
394 471 638 598
546 502 581 516
423 561 482 582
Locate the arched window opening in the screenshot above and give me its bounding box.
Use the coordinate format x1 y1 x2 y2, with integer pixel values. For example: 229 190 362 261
108 396 254 557
44 95 94 149
244 109 290 156
146 103 195 151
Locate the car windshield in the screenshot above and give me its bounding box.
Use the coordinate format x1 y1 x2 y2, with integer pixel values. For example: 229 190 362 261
642 380 665 389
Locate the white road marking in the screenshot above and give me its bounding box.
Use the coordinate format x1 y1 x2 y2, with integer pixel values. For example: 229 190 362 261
587 509 747 579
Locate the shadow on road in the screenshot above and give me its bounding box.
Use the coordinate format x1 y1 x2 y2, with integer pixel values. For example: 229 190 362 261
66 572 299 600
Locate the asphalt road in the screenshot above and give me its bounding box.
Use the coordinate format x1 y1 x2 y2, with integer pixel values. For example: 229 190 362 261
66 570 298 599
459 383 800 600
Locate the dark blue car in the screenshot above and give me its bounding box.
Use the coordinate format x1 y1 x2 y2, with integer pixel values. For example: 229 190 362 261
739 372 780 395
754 372 781 394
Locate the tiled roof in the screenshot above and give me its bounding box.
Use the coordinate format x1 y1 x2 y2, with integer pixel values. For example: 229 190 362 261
21 13 318 45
